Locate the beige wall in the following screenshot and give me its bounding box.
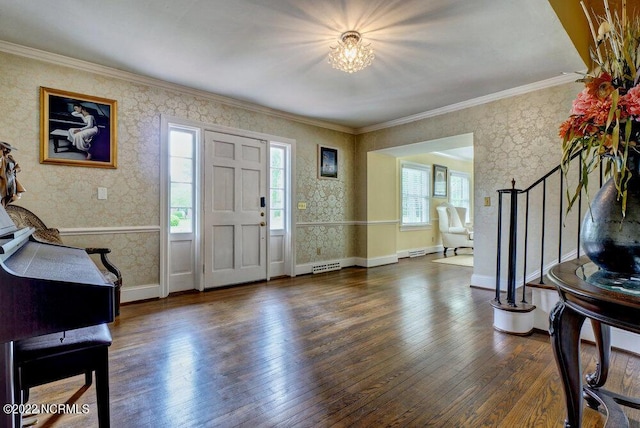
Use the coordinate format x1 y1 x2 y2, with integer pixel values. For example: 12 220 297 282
356 82 582 286
0 48 584 293
0 51 356 292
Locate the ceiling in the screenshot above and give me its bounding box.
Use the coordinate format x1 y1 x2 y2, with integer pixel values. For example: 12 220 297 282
0 0 585 132
377 133 474 161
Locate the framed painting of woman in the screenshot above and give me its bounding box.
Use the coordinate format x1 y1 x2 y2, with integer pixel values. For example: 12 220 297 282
40 87 117 168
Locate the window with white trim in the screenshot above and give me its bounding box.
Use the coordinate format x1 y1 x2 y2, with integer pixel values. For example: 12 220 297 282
401 162 431 225
169 128 195 234
269 145 286 231
450 170 471 223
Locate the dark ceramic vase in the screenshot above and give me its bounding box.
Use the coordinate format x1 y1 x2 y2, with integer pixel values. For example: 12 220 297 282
581 153 640 274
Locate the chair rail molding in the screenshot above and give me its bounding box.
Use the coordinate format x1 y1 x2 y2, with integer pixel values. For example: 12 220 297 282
59 225 161 236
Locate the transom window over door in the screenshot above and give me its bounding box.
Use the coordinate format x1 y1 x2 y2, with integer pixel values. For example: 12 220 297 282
401 162 431 226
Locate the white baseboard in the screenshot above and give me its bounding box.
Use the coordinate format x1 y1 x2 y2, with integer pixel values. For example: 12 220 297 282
295 257 357 276
356 254 398 268
121 283 160 303
396 245 443 258
475 250 579 292
523 250 578 284
127 255 400 302
470 274 498 290
294 254 400 275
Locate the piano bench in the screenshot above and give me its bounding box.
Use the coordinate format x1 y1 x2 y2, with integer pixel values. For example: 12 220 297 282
14 323 112 427
50 128 73 153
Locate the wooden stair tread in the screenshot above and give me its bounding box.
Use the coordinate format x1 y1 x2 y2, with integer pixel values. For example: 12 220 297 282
526 281 556 291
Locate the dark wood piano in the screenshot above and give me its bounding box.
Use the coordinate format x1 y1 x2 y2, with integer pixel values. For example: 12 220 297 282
0 205 114 428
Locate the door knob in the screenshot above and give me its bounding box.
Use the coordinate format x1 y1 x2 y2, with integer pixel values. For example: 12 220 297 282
260 221 266 226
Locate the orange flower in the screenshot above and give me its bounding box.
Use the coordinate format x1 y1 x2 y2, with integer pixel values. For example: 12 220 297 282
585 73 614 99
558 119 573 139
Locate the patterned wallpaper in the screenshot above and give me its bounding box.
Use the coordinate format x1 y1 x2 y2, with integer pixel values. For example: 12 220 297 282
356 82 582 282
0 51 356 290
290 129 356 265
0 48 583 292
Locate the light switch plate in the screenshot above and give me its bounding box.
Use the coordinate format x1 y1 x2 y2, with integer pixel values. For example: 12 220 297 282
98 187 108 200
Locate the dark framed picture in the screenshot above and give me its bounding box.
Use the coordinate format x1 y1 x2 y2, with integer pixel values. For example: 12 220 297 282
318 145 338 179
433 164 448 197
40 87 117 168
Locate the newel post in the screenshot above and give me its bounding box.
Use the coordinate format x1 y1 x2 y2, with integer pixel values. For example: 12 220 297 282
492 179 535 335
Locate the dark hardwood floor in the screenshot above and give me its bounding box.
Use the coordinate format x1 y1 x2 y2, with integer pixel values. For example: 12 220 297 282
25 253 640 427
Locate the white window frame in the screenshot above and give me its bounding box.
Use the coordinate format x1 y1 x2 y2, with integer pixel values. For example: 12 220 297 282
160 116 202 299
168 127 196 234
449 170 471 223
269 143 287 232
400 161 431 229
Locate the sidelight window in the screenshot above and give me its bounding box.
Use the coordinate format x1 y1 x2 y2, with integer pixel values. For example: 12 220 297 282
169 128 196 233
270 145 287 231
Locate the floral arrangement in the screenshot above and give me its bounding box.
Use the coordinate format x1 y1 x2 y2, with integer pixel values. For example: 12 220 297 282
559 0 640 215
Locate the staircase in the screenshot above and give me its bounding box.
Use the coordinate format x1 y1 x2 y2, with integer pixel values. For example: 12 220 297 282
492 155 640 354
492 151 594 334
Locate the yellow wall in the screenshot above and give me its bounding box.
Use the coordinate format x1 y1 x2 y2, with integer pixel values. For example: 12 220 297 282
366 152 397 259
396 153 473 254
364 150 473 260
367 152 397 222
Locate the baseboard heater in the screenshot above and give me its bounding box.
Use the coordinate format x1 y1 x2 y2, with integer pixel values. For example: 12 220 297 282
312 262 341 274
408 249 427 258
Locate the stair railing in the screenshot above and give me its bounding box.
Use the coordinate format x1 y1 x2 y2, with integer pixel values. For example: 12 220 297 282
494 151 601 308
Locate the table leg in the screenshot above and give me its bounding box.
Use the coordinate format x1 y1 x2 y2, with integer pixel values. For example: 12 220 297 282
550 301 586 428
585 320 611 389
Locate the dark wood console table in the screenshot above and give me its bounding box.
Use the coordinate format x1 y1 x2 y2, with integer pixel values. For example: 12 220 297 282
548 256 640 427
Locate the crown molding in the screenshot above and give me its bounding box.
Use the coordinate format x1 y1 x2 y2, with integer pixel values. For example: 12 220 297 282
354 73 582 135
1 40 583 137
0 40 356 135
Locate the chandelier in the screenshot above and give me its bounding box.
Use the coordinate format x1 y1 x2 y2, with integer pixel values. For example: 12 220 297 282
328 31 375 73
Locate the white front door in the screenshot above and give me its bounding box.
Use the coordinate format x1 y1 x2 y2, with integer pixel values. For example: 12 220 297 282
203 131 267 288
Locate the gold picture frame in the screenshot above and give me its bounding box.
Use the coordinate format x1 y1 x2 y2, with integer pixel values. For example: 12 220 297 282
40 87 117 168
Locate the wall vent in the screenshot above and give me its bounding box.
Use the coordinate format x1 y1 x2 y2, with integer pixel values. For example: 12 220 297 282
312 262 341 274
408 249 427 258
